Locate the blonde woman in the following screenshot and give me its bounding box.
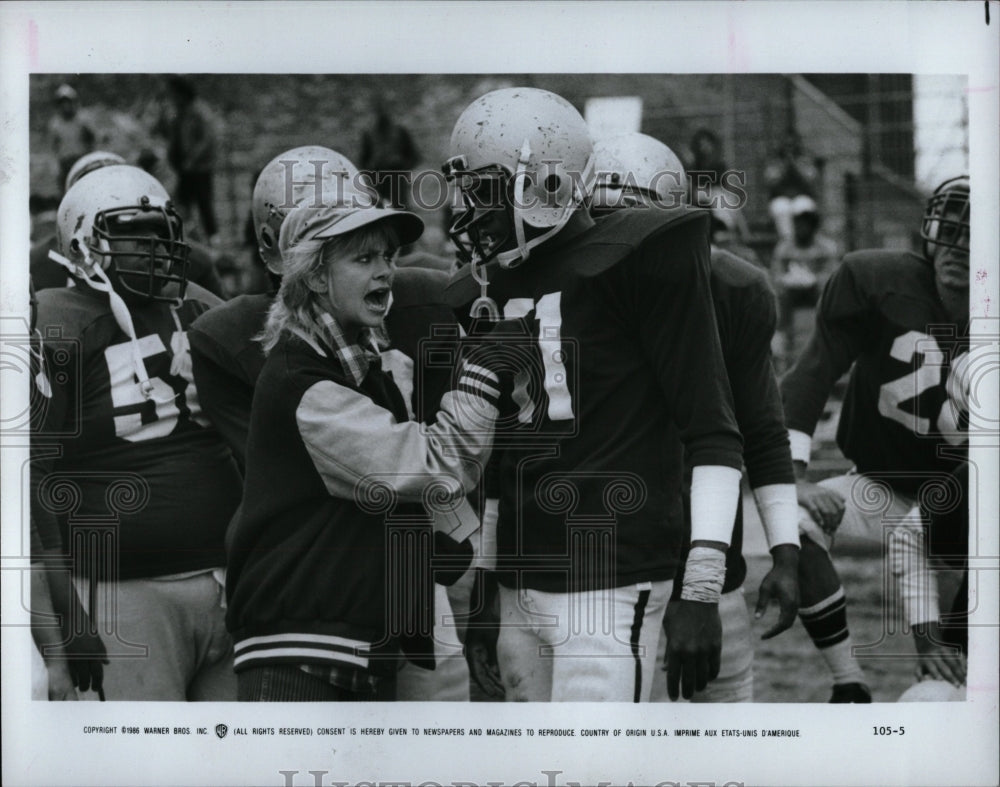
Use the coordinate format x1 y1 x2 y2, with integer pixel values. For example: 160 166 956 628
225 190 501 701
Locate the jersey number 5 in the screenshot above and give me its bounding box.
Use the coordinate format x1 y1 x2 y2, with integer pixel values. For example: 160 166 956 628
104 332 206 442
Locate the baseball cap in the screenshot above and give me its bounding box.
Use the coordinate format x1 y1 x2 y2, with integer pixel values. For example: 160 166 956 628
55 84 78 101
279 185 424 254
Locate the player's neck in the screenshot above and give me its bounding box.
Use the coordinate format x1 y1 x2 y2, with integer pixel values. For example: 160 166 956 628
938 286 970 327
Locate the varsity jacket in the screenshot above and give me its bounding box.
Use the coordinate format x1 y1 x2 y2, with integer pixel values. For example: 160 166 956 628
225 325 499 675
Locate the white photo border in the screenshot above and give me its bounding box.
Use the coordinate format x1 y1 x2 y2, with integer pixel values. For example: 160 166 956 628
2 2 997 786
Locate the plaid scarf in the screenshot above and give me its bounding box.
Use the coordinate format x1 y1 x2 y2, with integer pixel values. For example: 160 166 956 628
311 306 387 385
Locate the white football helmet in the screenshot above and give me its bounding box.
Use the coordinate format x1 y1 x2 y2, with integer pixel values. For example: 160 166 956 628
591 132 687 215
252 146 364 274
897 678 964 702
64 150 126 193
55 164 189 302
442 87 595 268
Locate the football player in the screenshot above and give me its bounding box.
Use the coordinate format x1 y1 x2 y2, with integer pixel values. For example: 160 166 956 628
781 175 971 700
444 88 744 702
30 165 242 700
189 146 477 700
588 132 800 704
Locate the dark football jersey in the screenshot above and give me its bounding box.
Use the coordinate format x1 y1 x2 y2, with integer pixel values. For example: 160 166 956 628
781 250 968 495
446 208 743 593
380 267 460 426
30 283 242 580
189 292 273 469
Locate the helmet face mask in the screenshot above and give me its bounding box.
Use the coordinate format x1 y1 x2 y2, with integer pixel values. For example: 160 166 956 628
444 164 517 266
57 165 191 303
92 204 189 302
921 175 970 258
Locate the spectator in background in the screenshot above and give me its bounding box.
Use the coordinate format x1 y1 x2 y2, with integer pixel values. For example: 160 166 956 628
771 195 839 366
48 84 96 189
166 76 220 245
359 102 419 210
764 131 821 241
689 128 752 247
689 128 727 182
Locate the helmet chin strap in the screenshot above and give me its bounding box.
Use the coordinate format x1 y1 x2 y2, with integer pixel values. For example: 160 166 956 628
49 245 177 405
499 142 593 270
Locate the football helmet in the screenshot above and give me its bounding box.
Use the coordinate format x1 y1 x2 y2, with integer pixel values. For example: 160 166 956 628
921 175 970 258
591 132 687 215
55 165 189 302
442 87 595 268
897 678 964 702
64 150 126 193
252 146 363 274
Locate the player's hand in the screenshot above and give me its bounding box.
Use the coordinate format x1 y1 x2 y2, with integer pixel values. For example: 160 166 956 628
795 479 845 534
465 626 504 699
45 660 80 701
912 622 966 687
754 544 800 640
463 572 505 699
63 617 108 696
664 599 722 700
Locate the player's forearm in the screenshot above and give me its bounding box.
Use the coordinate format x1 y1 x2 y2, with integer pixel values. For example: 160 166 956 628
752 483 801 549
689 465 742 548
30 567 69 660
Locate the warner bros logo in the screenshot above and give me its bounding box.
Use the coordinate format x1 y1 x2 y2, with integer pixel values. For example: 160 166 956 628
215 724 228 739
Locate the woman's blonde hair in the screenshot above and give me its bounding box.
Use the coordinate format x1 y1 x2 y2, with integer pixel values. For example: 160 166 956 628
259 222 399 354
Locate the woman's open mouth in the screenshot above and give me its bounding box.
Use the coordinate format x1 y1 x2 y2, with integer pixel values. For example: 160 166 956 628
364 287 392 313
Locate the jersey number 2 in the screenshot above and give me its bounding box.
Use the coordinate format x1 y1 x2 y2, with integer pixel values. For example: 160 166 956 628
878 331 947 437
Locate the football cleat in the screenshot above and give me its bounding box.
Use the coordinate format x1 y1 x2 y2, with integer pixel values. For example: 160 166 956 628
829 682 872 703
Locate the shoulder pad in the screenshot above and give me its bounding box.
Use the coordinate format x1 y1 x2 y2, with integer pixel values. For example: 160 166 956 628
189 293 272 342
184 281 224 308
837 248 931 291
35 286 109 338
567 206 710 277
841 248 925 270
710 247 772 292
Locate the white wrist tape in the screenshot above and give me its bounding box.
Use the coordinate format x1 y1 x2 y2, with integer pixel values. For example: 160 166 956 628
689 465 742 546
680 546 727 603
889 512 940 626
752 483 801 549
475 497 499 571
788 429 813 466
